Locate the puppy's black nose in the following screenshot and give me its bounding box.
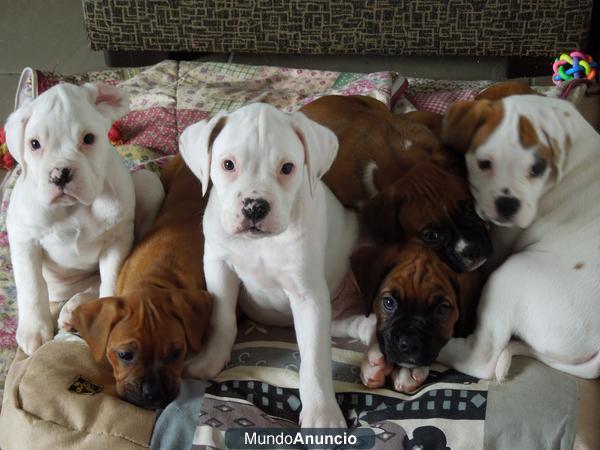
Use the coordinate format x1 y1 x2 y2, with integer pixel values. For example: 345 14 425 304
140 379 163 404
241 197 270 222
495 196 520 219
49 167 73 188
398 335 422 356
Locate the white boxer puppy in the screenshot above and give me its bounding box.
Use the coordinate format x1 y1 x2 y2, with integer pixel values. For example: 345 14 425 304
438 94 600 379
179 103 359 428
5 82 137 355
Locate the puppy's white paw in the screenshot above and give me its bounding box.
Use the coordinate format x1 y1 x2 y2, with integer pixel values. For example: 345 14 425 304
299 402 346 428
357 315 377 346
360 351 393 388
57 291 98 333
391 366 429 393
183 345 231 380
16 315 54 355
360 342 393 388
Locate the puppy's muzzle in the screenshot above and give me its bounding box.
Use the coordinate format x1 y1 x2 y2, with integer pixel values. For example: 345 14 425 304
495 195 520 220
241 197 270 223
140 378 165 405
398 334 423 359
49 167 74 189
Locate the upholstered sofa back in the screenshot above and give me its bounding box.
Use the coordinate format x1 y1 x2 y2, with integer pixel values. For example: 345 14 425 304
83 0 594 57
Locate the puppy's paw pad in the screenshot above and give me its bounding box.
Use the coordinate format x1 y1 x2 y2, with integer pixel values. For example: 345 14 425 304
360 355 393 388
391 367 428 393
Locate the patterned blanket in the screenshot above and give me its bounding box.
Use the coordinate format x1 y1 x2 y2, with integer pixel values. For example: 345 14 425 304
0 61 581 450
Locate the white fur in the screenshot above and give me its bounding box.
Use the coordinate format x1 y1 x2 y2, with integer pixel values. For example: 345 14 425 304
180 103 359 428
362 160 379 198
438 95 600 380
5 82 136 355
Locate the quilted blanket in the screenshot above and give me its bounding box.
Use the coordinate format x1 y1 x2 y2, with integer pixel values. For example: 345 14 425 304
0 61 583 449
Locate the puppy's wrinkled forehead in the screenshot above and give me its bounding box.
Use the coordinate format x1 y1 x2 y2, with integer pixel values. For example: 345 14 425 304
27 85 106 134
213 103 302 156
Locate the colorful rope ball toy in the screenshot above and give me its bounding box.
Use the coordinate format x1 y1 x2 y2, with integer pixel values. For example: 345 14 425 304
552 51 597 86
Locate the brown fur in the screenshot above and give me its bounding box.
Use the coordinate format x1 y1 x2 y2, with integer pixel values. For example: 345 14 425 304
352 242 481 339
300 95 472 241
518 115 538 148
474 80 536 101
443 81 537 154
73 156 212 406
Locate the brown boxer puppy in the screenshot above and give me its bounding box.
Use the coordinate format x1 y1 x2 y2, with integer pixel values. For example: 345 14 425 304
72 156 212 409
301 95 491 273
352 241 481 392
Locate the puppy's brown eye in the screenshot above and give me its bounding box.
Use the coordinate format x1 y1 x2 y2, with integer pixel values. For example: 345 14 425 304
281 162 294 175
381 295 397 312
529 158 546 177
30 139 41 150
434 301 452 321
83 133 95 145
169 347 182 360
420 227 443 245
223 159 235 171
117 350 134 362
477 159 492 171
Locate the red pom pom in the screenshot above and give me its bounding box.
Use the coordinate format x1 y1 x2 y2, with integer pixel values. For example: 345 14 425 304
108 124 122 143
0 128 5 145
2 151 15 170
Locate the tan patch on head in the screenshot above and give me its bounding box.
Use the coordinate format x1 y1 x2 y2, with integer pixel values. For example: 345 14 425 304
565 134 572 151
475 81 536 100
518 115 538 148
442 99 505 154
469 102 505 152
574 262 584 270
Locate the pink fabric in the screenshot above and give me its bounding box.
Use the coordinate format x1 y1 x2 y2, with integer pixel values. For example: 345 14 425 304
407 89 478 114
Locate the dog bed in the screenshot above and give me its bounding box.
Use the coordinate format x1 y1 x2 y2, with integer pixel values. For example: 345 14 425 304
0 61 598 450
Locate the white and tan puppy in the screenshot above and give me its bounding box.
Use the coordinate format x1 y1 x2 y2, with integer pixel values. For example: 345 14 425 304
180 103 359 428
438 94 600 379
5 82 137 355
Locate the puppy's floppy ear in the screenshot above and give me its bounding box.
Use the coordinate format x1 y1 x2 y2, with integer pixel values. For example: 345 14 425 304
179 113 228 196
82 82 129 123
291 111 339 196
351 245 396 315
442 99 495 153
72 297 126 362
170 289 213 353
361 188 404 242
4 103 32 176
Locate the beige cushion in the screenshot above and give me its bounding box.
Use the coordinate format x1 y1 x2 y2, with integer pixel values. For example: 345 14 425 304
0 340 156 450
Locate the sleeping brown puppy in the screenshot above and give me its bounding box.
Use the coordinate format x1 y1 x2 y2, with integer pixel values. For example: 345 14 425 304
301 95 492 273
71 156 212 409
352 241 481 392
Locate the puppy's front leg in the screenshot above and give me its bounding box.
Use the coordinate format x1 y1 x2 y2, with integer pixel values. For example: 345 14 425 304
98 227 134 297
10 240 53 355
289 283 346 429
184 251 240 380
